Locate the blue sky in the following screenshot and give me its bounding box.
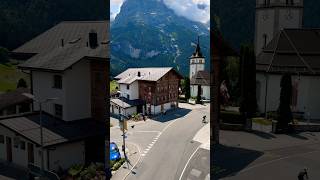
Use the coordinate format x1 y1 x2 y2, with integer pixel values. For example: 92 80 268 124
110 0 210 24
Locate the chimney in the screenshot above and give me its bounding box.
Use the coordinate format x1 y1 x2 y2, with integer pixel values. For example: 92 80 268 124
89 30 98 49
61 39 64 47
138 71 141 77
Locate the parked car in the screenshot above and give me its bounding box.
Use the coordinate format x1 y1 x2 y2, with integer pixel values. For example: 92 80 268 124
110 142 121 161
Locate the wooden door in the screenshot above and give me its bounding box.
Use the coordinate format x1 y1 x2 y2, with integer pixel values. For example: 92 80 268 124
27 143 34 164
6 137 12 162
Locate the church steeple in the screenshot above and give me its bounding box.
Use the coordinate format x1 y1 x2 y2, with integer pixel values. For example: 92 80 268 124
189 36 205 79
192 36 203 58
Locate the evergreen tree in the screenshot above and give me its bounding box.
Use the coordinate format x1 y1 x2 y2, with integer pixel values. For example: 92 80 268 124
239 44 257 121
185 77 191 100
0 47 9 63
277 73 293 132
17 78 27 88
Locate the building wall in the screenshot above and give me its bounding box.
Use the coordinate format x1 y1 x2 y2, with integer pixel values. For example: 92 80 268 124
256 73 320 119
190 85 210 100
119 81 139 100
32 71 66 119
110 102 137 117
254 0 303 55
65 60 92 121
49 141 85 171
32 59 92 121
0 125 43 169
190 57 205 79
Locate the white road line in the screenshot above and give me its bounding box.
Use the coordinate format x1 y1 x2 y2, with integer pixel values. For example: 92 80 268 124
121 142 142 180
178 146 201 180
239 149 320 174
141 154 145 156
143 150 148 154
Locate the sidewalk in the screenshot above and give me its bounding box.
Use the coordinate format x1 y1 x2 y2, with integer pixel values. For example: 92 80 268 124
193 123 210 150
111 143 141 180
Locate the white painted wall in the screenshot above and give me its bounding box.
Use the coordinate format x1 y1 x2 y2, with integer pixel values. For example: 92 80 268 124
32 59 91 121
64 60 91 121
119 81 139 100
257 73 320 119
32 71 66 119
49 141 85 171
110 102 137 117
190 85 210 100
190 59 205 79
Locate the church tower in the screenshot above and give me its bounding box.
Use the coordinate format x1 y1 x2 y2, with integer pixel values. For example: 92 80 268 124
190 36 205 79
254 0 303 55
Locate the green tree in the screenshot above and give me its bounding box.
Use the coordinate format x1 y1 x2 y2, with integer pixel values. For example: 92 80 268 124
17 78 27 88
196 85 202 104
239 44 257 120
277 73 293 132
184 77 191 99
0 47 9 63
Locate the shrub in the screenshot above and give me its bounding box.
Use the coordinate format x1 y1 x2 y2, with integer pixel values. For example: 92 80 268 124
68 164 83 177
111 158 125 171
220 111 244 124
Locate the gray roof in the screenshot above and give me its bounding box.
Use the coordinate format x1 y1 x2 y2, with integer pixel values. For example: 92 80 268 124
0 113 105 147
14 21 109 54
16 21 109 71
110 97 145 109
115 67 175 84
190 71 210 86
256 29 320 75
0 88 32 110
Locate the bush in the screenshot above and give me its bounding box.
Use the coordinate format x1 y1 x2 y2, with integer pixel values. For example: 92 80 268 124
220 111 244 124
68 164 83 177
111 158 125 171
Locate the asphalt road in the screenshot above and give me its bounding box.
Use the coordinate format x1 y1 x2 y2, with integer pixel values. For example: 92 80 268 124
111 104 210 180
215 131 320 180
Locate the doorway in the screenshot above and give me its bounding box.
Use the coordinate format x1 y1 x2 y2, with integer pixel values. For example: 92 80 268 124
6 137 12 162
27 143 34 164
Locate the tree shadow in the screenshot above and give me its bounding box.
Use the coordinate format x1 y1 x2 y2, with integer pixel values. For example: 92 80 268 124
213 144 264 179
149 108 192 123
249 130 277 139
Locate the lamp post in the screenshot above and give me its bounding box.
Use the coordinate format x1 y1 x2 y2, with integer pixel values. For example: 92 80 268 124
22 93 57 176
117 90 129 164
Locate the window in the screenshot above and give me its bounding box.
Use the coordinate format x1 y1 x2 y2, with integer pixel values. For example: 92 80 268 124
286 0 294 5
54 104 63 118
199 59 202 63
53 75 62 89
127 84 130 90
127 94 130 99
263 34 267 48
0 135 4 144
20 141 26 150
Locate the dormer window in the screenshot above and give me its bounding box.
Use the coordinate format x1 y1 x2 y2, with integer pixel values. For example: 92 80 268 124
53 75 62 89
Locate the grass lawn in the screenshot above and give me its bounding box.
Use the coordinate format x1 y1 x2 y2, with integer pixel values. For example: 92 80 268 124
110 80 119 93
252 117 272 125
0 62 29 93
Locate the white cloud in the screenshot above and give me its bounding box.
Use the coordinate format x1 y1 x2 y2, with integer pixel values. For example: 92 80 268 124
110 0 210 24
163 0 210 24
110 0 125 20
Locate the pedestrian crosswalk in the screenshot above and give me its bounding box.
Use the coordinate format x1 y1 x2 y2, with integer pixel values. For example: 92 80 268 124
140 132 161 157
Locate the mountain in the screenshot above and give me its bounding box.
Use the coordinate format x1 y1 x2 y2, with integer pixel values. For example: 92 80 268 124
110 0 210 77
212 0 320 50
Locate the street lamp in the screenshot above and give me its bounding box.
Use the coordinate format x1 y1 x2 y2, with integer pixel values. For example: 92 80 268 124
117 91 129 162
22 93 57 176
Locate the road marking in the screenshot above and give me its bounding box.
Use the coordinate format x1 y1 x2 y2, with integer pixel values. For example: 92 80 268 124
190 168 202 177
119 142 142 180
239 149 320 174
178 146 201 180
141 154 145 156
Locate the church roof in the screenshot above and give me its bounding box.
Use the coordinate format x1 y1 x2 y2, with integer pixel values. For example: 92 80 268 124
256 28 320 75
190 71 210 86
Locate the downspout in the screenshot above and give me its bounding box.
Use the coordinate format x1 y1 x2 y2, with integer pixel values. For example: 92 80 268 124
47 149 50 170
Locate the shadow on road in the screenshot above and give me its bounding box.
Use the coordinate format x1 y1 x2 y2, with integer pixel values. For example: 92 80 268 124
213 144 264 179
286 133 309 140
249 130 277 139
150 108 192 123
